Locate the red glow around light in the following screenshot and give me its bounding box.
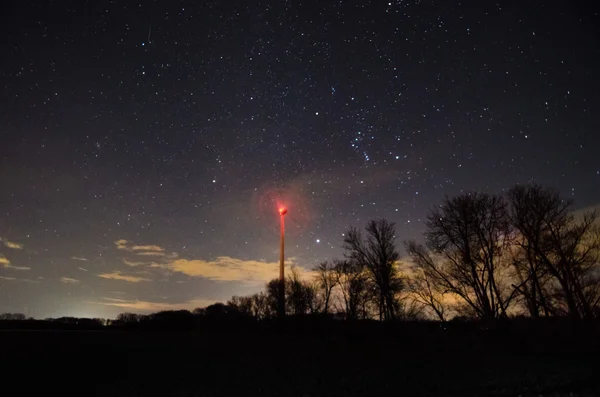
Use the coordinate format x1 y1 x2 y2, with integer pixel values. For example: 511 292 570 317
252 185 313 236
279 207 288 216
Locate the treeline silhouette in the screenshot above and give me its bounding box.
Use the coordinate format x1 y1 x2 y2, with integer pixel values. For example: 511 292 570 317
0 313 107 330
1 184 598 339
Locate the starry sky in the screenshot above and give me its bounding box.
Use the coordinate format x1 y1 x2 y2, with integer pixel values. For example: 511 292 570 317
1 0 599 318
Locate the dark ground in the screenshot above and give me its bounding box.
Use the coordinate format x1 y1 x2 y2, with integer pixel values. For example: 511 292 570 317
2 324 599 397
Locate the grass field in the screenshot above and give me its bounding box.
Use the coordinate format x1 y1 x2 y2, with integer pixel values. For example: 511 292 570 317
3 327 598 396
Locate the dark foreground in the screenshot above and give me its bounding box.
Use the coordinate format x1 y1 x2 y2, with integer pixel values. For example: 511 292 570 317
2 323 599 397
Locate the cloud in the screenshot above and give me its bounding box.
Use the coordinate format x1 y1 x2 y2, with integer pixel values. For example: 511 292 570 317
0 255 30 271
122 258 148 267
60 277 80 284
131 245 164 252
0 276 39 283
1 238 23 250
149 263 167 268
97 271 151 283
166 256 312 284
114 239 129 250
6 265 31 271
114 240 168 257
78 267 88 272
135 251 169 257
71 257 89 262
93 297 217 313
113 242 313 286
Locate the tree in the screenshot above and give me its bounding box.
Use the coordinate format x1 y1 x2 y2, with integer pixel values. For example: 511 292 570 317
286 266 308 315
305 281 324 314
265 267 322 317
192 307 206 316
266 278 285 315
344 219 402 321
116 312 140 323
0 313 26 321
405 257 448 321
227 296 254 317
332 259 372 320
313 261 337 314
508 184 559 317
286 266 322 315
508 184 600 320
250 292 272 320
204 303 229 318
406 193 517 320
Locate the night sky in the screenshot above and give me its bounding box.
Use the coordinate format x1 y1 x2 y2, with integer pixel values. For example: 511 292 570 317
1 0 599 318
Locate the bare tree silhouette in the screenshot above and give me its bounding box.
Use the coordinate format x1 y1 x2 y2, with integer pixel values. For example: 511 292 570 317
508 184 560 317
286 266 313 315
405 257 448 321
313 261 337 314
332 259 371 320
250 292 273 320
227 296 254 316
508 184 600 320
406 193 517 320
116 312 141 323
344 219 402 321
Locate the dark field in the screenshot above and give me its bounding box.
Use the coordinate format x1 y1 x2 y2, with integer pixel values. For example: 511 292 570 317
3 324 599 397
